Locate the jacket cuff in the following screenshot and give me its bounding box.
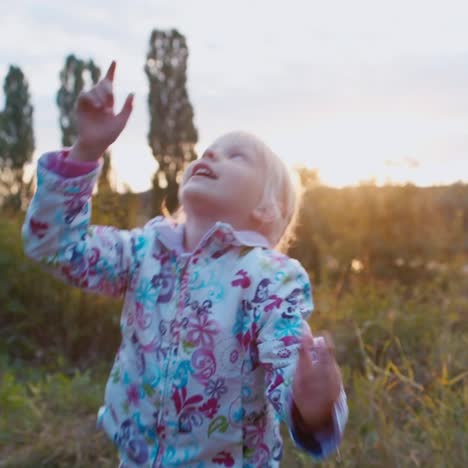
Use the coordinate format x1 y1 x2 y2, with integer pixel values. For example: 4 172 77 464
289 386 348 459
44 149 100 178
37 151 101 195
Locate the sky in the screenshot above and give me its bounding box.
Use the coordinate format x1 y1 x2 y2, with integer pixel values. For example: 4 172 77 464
1 0 468 191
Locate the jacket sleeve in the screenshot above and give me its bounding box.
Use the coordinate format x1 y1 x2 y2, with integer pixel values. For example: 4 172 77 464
255 254 347 459
21 152 149 298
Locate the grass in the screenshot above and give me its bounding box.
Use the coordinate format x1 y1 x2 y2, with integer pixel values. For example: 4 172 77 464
0 366 118 467
1 269 467 467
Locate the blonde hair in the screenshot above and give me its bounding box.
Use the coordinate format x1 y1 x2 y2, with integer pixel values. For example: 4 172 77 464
249 134 303 251
174 131 303 252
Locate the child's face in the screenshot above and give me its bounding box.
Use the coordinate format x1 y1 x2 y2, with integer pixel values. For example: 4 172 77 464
180 132 266 228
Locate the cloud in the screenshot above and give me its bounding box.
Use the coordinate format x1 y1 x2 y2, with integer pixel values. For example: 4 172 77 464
2 0 468 189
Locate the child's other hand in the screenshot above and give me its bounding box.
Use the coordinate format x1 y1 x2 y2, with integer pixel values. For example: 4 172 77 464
292 330 342 433
69 61 134 162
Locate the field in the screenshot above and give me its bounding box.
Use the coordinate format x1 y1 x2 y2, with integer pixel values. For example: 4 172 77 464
1 191 467 467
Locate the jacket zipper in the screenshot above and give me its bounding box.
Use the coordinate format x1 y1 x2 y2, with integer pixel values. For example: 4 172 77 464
155 254 190 466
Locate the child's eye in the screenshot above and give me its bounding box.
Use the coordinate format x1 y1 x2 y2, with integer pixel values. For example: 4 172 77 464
230 153 244 159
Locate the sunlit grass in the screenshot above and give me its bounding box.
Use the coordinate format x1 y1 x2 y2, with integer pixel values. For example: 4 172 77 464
1 270 466 467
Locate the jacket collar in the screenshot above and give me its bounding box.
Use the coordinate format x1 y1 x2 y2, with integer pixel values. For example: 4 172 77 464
151 217 270 254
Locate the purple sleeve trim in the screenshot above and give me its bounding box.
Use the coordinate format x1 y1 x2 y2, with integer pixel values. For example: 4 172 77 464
44 149 100 178
289 386 348 458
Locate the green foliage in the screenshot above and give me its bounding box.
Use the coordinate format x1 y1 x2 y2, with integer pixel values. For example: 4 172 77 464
0 65 34 210
0 216 121 365
92 189 140 229
145 29 198 214
281 272 467 467
1 180 467 466
0 361 117 467
1 270 466 467
292 179 468 284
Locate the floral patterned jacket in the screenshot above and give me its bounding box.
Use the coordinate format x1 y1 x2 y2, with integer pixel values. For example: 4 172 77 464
22 152 347 468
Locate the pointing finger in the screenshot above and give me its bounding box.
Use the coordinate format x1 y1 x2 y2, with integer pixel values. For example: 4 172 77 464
105 60 116 82
115 93 134 129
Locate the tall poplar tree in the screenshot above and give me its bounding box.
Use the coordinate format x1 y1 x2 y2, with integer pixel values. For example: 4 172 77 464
0 65 34 209
145 29 198 214
57 54 100 146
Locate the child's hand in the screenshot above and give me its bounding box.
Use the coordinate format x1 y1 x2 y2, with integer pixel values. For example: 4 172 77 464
69 61 134 162
292 331 342 433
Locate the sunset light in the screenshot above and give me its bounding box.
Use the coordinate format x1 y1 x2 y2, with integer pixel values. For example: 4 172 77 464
2 2 466 466
2 0 467 192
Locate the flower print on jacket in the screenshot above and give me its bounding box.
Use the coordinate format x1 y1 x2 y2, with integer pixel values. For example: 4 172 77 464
130 332 146 376
252 278 271 303
22 151 348 468
212 450 235 467
150 254 175 303
135 279 158 310
64 193 88 224
126 383 141 407
172 386 204 433
205 377 228 400
190 298 213 316
231 269 251 289
29 217 48 239
191 348 217 385
186 310 220 348
115 418 149 465
199 397 220 419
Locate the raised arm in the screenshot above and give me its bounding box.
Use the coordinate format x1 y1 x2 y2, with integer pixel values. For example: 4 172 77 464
22 61 143 298
22 152 148 297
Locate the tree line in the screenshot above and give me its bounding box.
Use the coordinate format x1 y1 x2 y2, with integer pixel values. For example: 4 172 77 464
0 28 197 215
0 28 466 282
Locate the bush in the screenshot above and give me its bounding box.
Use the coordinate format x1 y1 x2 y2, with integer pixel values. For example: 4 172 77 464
0 216 122 367
0 359 117 467
1 181 466 467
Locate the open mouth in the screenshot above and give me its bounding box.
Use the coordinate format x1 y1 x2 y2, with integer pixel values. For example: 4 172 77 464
191 163 217 179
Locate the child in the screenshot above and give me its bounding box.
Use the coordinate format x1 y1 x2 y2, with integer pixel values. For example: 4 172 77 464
22 62 347 468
